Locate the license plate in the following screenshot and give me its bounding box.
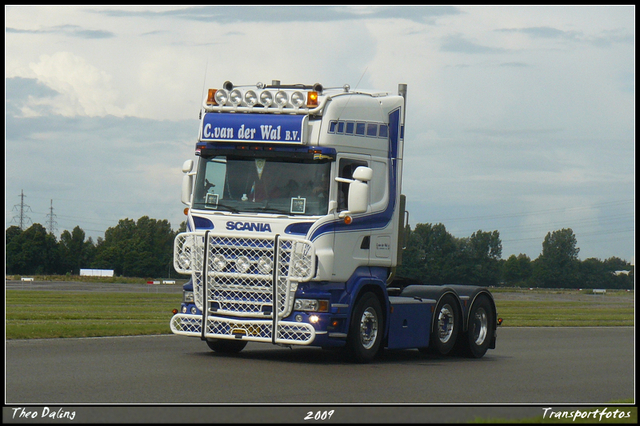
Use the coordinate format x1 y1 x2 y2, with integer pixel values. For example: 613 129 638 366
232 326 261 336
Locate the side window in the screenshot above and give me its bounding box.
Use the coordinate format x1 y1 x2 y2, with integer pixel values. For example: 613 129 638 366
337 158 368 212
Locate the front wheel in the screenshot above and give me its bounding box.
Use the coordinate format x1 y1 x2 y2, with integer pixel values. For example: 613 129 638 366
346 292 383 363
458 295 494 358
206 338 247 354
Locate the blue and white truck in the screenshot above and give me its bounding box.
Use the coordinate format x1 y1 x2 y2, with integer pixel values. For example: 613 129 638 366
170 80 499 362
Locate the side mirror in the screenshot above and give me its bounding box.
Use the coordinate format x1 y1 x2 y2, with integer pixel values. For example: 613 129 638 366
336 166 372 218
182 159 194 173
181 160 194 206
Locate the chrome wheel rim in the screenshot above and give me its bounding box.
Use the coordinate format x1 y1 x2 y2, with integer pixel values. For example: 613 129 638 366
359 307 379 350
472 307 488 345
437 304 455 343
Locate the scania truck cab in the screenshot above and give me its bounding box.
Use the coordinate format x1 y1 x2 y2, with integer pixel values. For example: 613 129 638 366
170 80 498 362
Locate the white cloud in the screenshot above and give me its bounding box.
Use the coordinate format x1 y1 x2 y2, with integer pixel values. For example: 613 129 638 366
4 5 635 262
26 51 136 117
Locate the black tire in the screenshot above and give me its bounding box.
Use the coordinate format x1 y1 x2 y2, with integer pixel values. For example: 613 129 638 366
346 292 383 363
429 294 460 356
206 338 248 354
458 295 494 358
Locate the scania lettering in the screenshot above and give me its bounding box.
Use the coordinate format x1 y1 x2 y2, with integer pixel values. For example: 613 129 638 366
226 221 272 232
170 80 501 362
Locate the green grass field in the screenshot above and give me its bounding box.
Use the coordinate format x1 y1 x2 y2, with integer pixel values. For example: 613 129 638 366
5 287 634 339
6 291 178 339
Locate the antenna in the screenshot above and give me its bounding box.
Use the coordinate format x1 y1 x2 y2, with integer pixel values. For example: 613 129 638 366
336 67 368 121
199 58 209 118
354 66 368 91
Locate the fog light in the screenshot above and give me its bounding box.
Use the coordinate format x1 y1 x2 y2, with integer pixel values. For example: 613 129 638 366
309 315 320 324
229 89 242 106
214 89 228 106
275 90 288 107
291 91 305 107
236 256 251 273
295 314 303 322
244 90 258 106
260 91 273 106
212 254 227 271
257 255 273 274
292 259 310 277
190 306 198 315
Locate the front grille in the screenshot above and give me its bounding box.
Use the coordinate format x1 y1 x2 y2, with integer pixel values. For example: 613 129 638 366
174 232 315 318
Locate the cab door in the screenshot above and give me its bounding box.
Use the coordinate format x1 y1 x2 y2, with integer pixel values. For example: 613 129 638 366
331 154 371 281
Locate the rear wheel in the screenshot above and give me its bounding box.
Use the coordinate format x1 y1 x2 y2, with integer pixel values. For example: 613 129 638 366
458 295 494 358
206 338 247 354
429 294 460 355
346 292 383 363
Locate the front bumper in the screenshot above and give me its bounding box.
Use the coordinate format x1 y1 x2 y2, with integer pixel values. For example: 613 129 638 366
170 313 317 345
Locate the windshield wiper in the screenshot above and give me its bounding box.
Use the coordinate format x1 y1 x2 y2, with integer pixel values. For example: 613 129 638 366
258 207 291 215
211 203 240 213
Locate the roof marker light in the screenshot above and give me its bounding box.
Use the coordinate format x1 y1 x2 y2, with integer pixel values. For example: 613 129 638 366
307 91 319 107
206 89 217 105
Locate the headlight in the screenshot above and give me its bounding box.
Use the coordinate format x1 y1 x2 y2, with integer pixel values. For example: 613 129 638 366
294 299 329 312
183 291 194 303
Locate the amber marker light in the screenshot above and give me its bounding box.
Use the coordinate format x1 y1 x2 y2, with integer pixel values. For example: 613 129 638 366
206 89 217 105
172 309 178 315
343 215 353 225
307 91 319 107
318 300 330 312
184 207 189 215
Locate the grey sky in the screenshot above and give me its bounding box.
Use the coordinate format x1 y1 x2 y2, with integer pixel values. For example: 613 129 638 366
5 5 634 263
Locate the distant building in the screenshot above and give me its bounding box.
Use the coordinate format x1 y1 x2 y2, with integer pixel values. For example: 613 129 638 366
80 269 114 277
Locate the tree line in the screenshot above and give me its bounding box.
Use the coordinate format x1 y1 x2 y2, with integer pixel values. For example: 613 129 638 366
5 217 634 289
397 224 633 290
5 216 184 279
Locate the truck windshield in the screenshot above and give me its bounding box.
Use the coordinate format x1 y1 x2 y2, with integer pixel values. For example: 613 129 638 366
193 155 331 216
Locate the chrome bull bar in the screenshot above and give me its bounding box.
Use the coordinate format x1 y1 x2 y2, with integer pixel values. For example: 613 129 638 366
173 231 316 344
